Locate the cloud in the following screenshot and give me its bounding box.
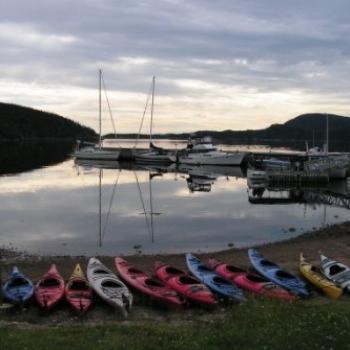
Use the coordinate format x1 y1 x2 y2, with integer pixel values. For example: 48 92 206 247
1 0 350 132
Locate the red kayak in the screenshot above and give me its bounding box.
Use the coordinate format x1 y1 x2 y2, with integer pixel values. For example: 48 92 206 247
154 261 217 306
65 264 93 314
115 257 185 309
35 264 65 310
208 258 296 301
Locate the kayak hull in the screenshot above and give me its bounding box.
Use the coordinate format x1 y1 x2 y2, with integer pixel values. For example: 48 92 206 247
115 257 184 308
320 254 350 292
65 264 93 314
154 261 217 306
35 264 65 310
208 258 296 301
2 266 34 305
300 253 342 300
186 254 245 301
248 249 309 298
87 258 132 318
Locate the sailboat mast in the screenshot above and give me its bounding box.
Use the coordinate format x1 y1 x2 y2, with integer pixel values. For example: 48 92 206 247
99 69 102 150
149 76 155 146
326 113 329 154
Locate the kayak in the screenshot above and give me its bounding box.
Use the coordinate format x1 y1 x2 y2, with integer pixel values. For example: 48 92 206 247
2 266 34 305
87 257 132 318
186 253 245 301
65 264 93 313
35 264 65 310
300 253 342 299
115 257 185 308
320 254 350 291
248 249 309 298
154 261 217 306
208 258 296 301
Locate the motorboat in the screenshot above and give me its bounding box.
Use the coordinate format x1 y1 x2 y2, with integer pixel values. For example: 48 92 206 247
178 136 246 166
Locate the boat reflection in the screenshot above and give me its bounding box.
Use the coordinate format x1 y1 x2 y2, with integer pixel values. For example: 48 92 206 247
248 182 350 210
74 158 350 251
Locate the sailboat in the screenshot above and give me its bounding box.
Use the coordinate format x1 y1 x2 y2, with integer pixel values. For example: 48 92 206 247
135 76 176 164
74 70 120 161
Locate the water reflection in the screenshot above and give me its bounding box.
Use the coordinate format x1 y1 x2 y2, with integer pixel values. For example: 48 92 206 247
0 141 74 176
0 158 349 256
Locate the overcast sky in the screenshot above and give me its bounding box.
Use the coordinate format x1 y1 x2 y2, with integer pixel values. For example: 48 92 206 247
1 0 350 133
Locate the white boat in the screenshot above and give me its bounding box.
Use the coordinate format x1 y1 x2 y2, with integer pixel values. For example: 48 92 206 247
135 77 176 164
135 144 176 164
74 146 120 160
320 254 350 291
178 136 246 166
262 158 291 170
87 258 132 317
74 70 120 161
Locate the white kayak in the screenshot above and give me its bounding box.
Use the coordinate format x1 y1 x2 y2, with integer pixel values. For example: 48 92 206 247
87 258 133 317
320 254 350 291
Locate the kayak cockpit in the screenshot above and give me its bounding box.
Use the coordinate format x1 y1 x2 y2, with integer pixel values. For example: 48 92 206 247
8 278 29 288
165 266 184 275
329 265 346 275
39 278 61 288
179 276 200 285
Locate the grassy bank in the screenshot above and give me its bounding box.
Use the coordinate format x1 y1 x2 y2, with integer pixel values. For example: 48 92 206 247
1 298 350 350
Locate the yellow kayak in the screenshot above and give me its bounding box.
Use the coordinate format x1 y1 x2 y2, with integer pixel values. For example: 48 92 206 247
299 253 342 300
65 264 93 314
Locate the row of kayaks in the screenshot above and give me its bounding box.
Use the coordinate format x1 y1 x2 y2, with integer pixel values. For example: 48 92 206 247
2 251 349 316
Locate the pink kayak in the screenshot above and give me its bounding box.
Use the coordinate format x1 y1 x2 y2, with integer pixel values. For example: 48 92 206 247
115 257 185 309
154 261 217 306
35 264 65 310
208 258 296 301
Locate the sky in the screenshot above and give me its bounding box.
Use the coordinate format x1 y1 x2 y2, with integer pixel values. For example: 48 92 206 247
1 0 350 134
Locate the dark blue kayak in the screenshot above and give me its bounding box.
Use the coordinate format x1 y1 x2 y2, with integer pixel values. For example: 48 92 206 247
186 253 245 301
248 249 309 298
2 266 34 305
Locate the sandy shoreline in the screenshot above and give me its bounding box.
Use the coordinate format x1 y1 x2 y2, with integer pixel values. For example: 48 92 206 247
1 221 350 279
0 221 349 327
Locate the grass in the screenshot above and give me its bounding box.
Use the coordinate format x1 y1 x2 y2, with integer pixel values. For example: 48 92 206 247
1 298 350 350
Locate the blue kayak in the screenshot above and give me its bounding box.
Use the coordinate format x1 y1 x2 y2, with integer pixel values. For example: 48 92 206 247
2 266 34 305
248 249 309 298
186 253 245 301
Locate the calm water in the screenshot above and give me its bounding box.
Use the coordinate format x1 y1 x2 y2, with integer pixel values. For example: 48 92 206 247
0 152 349 256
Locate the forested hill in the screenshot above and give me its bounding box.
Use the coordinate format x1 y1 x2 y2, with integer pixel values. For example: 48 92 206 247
112 113 350 151
0 102 97 141
193 113 350 144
